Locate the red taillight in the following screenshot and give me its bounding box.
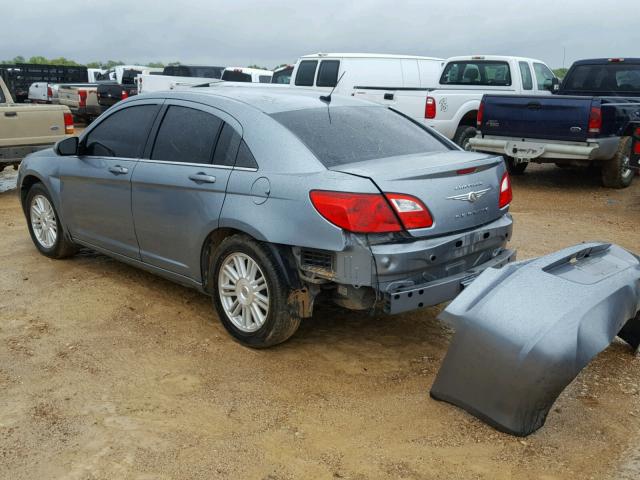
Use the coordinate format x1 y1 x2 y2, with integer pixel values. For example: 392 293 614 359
425 96 436 119
498 172 512 208
309 191 434 233
634 127 640 155
121 90 128 100
310 191 401 233
46 86 53 99
477 100 485 129
385 193 433 229
588 106 602 134
78 90 87 108
63 112 74 135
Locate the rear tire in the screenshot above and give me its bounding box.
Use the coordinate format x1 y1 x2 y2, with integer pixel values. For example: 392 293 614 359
601 137 633 189
210 234 301 348
25 183 77 259
506 157 528 175
453 126 477 151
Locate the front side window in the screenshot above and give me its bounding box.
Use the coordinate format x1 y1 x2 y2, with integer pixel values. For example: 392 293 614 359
272 68 292 84
271 106 448 167
519 62 533 90
151 106 222 164
294 60 318 87
84 104 159 157
533 63 555 90
316 60 340 87
440 61 511 86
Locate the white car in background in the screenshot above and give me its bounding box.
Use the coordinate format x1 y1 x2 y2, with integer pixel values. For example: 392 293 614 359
354 55 557 147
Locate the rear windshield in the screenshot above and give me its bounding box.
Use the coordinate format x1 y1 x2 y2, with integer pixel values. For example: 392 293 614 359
440 61 511 86
222 70 252 82
563 64 640 93
163 66 224 78
271 106 448 167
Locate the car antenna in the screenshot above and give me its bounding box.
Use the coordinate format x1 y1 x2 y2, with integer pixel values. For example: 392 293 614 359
320 71 346 103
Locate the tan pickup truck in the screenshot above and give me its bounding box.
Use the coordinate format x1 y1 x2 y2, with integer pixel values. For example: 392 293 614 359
58 85 99 122
0 77 73 171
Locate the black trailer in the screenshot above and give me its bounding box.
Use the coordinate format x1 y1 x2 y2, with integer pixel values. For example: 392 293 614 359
0 64 88 102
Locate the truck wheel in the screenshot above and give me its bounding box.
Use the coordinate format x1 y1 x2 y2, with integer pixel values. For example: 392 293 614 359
601 137 633 189
453 126 477 151
25 183 77 259
210 234 301 348
506 157 528 175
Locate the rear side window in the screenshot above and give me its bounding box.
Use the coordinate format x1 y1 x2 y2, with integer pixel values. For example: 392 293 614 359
221 70 251 82
533 63 555 90
212 124 242 167
258 75 272 83
84 104 159 158
294 60 318 86
440 61 511 86
519 62 533 90
151 106 222 164
271 106 448 167
0 86 5 103
316 60 340 87
235 141 258 169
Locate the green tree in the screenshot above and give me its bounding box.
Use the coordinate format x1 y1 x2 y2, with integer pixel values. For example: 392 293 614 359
167 61 181 66
553 68 568 79
146 61 164 68
247 64 268 70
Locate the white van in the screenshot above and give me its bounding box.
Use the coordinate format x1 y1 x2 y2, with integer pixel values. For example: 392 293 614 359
289 53 444 94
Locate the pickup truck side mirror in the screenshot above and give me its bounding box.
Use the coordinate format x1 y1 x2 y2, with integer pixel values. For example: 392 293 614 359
544 77 561 93
54 136 79 156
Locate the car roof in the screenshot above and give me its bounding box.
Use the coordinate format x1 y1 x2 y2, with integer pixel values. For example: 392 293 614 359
444 55 547 63
300 52 443 61
157 85 380 114
572 58 640 66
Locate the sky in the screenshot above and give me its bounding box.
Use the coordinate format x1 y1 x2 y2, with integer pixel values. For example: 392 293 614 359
3 0 638 69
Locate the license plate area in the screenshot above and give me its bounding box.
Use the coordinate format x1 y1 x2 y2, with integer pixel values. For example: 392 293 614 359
505 141 546 160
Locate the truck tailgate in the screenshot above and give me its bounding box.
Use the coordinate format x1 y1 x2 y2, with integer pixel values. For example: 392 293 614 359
480 94 594 142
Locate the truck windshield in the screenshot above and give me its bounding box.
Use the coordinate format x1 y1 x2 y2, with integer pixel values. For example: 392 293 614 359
271 106 448 167
440 61 511 86
563 64 640 93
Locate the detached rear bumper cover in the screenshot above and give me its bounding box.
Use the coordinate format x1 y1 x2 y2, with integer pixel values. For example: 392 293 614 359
430 242 640 437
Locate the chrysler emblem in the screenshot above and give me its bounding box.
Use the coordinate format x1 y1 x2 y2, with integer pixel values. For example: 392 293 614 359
447 187 491 203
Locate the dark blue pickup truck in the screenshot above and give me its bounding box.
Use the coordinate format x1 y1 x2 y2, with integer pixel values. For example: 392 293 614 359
470 58 640 188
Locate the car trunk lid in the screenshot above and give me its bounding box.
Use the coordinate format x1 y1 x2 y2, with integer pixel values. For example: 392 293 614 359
332 151 507 238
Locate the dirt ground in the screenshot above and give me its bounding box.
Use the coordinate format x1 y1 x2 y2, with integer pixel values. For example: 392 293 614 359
1 164 639 480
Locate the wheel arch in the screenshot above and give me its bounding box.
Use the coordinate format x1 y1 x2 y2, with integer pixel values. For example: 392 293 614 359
457 108 479 129
200 227 302 294
20 174 45 212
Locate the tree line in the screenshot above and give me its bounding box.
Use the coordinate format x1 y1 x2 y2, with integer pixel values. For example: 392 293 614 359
0 56 178 69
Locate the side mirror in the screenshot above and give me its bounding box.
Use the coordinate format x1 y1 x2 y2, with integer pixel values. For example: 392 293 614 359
544 77 560 93
54 136 79 156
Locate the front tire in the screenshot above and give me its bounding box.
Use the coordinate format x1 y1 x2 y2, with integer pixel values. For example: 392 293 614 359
25 183 77 259
601 137 633 189
210 234 301 348
453 126 477 151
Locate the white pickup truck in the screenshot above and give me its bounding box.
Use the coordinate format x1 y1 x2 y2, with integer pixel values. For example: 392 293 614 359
351 55 557 147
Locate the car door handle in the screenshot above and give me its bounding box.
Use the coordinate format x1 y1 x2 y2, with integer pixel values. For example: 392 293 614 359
108 165 129 175
4 111 17 117
188 172 216 184
527 102 542 110
384 93 394 101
